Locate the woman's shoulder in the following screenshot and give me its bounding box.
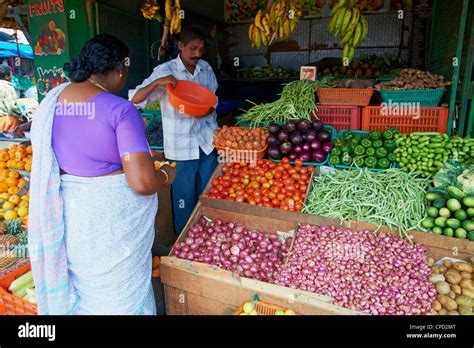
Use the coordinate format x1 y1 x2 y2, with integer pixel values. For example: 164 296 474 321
100 93 138 112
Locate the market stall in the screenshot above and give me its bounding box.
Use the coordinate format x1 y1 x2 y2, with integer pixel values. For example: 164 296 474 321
0 0 473 318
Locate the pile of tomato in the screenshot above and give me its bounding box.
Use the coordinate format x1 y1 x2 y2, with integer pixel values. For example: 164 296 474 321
203 158 314 211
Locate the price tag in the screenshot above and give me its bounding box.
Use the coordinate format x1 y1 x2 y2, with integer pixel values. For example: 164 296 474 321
300 66 317 81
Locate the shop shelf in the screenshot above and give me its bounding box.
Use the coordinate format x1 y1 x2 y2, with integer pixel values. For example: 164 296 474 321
361 106 449 134
328 130 397 172
313 106 361 132
317 88 374 106
379 89 446 107
0 263 36 315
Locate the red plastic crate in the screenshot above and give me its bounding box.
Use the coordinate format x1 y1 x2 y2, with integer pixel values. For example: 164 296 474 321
361 106 449 134
317 88 374 106
312 106 361 132
0 263 37 315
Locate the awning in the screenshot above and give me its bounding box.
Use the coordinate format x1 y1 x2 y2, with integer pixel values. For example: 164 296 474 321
0 41 33 59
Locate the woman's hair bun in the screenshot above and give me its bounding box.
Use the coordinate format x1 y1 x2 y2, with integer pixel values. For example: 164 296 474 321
63 35 129 83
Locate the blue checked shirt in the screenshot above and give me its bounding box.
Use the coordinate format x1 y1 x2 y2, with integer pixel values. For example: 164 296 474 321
129 55 218 161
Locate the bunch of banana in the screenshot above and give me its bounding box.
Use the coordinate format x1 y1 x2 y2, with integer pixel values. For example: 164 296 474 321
141 0 162 22
327 0 369 64
166 0 182 35
249 0 303 49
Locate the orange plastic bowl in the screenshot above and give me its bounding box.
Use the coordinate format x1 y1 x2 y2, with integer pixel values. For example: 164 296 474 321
166 80 218 117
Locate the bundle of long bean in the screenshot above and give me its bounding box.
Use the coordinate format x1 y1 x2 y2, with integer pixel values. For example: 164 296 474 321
303 169 430 240
238 78 334 127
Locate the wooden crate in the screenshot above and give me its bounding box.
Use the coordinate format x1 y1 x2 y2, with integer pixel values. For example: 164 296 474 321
161 198 474 315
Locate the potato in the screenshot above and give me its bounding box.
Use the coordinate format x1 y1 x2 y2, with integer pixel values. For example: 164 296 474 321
454 262 472 273
455 295 473 307
461 272 472 280
433 300 442 311
431 265 444 274
429 274 445 283
427 257 435 267
445 270 462 284
438 308 448 315
438 266 447 273
444 259 453 268
448 291 456 300
439 295 458 310
436 281 451 295
458 305 472 316
438 295 450 306
460 279 473 290
451 284 462 295
462 288 474 298
447 310 460 315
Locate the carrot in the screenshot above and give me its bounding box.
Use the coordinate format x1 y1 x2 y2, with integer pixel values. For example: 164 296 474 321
152 256 160 270
152 269 160 278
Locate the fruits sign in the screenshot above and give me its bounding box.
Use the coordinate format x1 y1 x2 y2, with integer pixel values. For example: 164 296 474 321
28 0 69 101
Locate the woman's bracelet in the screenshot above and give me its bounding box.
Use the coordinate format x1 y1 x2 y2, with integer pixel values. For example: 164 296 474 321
159 169 169 184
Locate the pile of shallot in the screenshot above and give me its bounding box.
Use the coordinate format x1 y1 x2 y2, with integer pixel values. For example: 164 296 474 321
272 224 436 315
172 216 291 282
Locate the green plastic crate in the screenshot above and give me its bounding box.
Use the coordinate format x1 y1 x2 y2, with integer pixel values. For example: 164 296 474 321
379 89 446 107
328 130 397 172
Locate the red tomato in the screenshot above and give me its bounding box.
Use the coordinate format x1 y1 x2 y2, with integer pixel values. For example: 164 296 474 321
248 199 257 205
271 186 280 194
281 158 290 164
288 168 297 175
286 184 295 193
300 174 310 182
268 162 277 169
283 178 294 186
255 196 262 204
231 177 240 184
217 185 224 192
295 202 303 211
212 178 220 187
209 187 219 195
223 180 232 188
262 196 270 203
274 172 283 179
268 191 277 200
257 159 265 166
222 189 229 196
292 194 301 202
277 193 286 201
306 166 315 173
236 196 245 203
294 159 303 167
299 167 308 175
281 205 289 211
299 184 308 193
283 163 291 170
291 173 301 181
271 199 281 207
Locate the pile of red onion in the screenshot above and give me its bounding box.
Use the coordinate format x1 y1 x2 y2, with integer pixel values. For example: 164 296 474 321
172 216 292 282
272 224 436 315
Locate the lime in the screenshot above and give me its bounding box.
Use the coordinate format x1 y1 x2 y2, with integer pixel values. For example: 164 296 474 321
462 220 474 232
421 217 435 229
446 218 461 229
434 217 447 228
467 208 474 218
439 208 451 218
454 228 467 239
454 209 467 221
443 227 454 237
432 226 443 235
427 207 439 218
446 198 462 212
468 231 474 241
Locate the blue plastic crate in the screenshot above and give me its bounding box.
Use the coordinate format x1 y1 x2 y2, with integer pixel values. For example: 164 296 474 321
328 130 397 172
379 89 446 107
142 111 164 152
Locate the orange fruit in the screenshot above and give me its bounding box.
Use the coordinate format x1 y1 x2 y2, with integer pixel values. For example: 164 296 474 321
17 145 26 151
8 171 20 179
6 177 18 187
17 179 26 188
26 146 33 155
10 145 18 150
0 162 6 169
16 161 25 171
8 186 18 195
0 153 9 161
0 183 8 194
15 151 26 160
25 163 32 172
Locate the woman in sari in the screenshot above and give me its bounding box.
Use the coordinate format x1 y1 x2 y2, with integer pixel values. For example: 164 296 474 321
29 35 176 315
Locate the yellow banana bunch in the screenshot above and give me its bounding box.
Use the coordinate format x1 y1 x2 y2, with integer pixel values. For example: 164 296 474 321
141 0 162 22
249 0 302 48
168 0 182 36
327 0 369 64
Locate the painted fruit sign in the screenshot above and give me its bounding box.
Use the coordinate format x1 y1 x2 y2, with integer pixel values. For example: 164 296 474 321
28 0 69 101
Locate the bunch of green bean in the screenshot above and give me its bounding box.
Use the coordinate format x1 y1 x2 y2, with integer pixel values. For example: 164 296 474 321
302 169 430 240
238 78 334 127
